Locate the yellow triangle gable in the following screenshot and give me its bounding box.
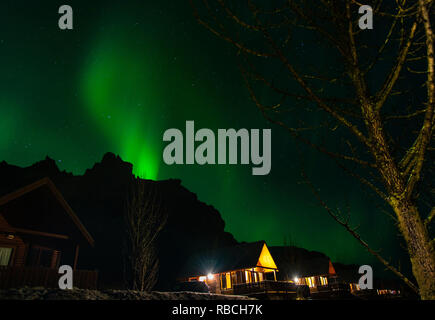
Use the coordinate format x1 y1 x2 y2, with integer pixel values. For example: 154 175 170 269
256 243 278 269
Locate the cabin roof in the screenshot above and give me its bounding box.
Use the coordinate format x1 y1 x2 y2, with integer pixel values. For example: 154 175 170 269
0 177 94 247
332 263 360 283
269 246 335 278
180 241 277 278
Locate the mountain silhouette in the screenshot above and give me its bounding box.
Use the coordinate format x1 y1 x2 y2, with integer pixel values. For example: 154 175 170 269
0 152 236 289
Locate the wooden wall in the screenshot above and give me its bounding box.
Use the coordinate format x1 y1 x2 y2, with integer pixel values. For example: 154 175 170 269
0 213 27 267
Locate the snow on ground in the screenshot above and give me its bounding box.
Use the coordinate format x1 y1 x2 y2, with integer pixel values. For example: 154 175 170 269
0 287 256 300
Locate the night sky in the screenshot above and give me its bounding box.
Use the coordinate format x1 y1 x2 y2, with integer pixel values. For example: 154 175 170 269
0 1 405 275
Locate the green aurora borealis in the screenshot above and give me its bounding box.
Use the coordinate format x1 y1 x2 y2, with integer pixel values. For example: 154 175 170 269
0 1 407 276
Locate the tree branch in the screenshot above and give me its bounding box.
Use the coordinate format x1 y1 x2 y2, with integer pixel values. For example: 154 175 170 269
404 0 435 200
301 171 419 294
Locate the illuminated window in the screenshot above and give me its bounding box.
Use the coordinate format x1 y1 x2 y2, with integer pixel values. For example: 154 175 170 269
220 274 226 289
349 283 360 291
320 276 328 286
305 277 316 288
305 277 311 287
226 273 232 289
245 270 252 283
199 276 206 282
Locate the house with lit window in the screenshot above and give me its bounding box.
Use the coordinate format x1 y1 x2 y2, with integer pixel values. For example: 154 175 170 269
0 178 98 289
269 246 351 297
179 241 299 297
292 259 337 292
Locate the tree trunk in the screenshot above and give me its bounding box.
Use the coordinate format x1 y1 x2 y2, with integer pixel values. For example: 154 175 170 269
365 109 435 299
391 198 435 300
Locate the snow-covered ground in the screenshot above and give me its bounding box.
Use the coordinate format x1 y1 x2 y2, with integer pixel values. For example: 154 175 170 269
0 287 256 300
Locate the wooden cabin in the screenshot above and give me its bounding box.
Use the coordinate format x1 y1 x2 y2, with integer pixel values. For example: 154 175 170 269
179 241 297 296
0 178 97 289
270 246 369 299
293 260 337 292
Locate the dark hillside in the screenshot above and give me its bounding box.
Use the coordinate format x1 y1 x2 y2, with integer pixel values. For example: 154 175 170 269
0 153 236 289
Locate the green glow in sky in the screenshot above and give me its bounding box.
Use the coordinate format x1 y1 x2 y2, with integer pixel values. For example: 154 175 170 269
81 31 161 179
0 1 408 276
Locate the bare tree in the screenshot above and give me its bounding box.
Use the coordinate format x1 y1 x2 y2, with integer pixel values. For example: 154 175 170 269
190 0 435 299
124 178 167 291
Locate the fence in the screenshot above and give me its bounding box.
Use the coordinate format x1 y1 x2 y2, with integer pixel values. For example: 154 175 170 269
232 280 297 295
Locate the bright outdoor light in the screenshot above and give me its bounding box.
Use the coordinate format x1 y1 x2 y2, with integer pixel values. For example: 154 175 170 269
207 273 214 280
